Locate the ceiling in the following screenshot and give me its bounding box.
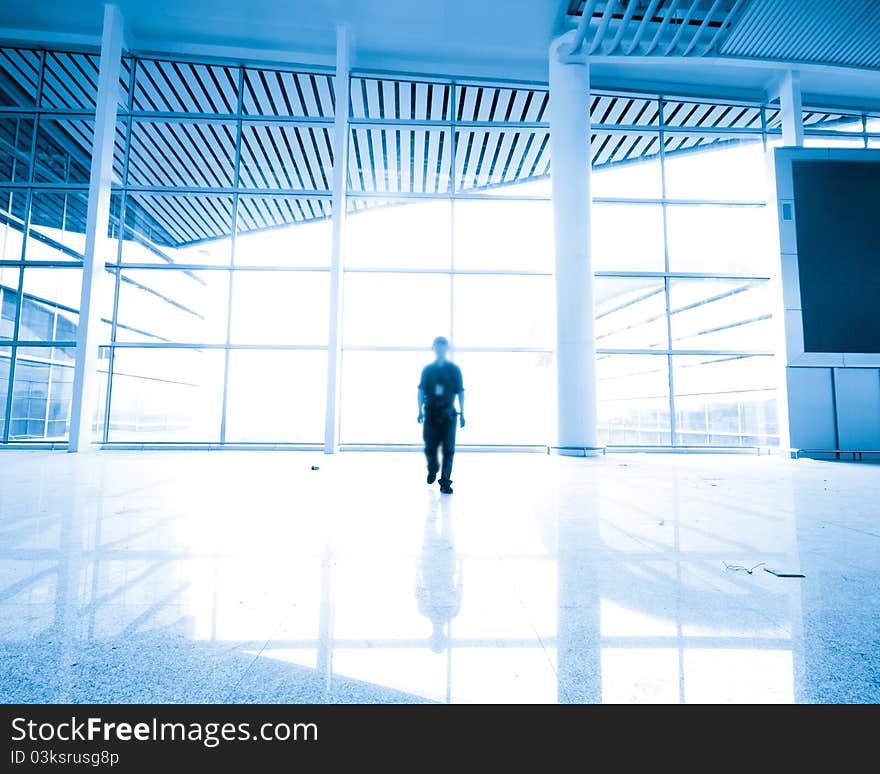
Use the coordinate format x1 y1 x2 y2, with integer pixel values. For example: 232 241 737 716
0 1 878 108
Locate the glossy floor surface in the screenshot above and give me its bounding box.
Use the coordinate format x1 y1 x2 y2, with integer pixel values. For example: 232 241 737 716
1 451 878 704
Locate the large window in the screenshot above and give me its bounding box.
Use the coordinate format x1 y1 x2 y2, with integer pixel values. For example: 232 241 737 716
340 76 555 446
593 95 780 448
99 57 334 445
0 49 97 441
6 45 873 448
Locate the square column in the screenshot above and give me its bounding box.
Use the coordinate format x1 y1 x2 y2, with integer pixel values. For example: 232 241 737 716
324 26 351 453
68 4 124 452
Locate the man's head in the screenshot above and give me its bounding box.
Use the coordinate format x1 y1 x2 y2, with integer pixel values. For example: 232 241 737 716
432 336 449 362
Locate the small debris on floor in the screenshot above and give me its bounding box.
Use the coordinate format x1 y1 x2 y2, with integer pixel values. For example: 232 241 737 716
311 465 320 471
764 567 805 578
723 561 765 574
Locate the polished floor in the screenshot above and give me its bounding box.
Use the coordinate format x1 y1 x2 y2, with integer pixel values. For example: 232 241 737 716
0 450 878 704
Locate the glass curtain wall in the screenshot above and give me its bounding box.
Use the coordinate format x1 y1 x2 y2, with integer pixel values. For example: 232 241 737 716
594 94 780 447
101 56 334 444
3 43 877 448
340 76 555 445
0 48 97 442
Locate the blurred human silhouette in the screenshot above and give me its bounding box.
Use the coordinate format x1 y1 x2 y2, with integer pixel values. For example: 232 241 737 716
418 336 465 494
416 493 462 654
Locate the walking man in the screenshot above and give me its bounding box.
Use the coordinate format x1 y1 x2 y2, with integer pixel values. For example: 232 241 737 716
418 336 465 494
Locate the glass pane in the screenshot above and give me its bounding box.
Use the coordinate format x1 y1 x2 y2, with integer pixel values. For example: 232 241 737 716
0 189 27 263
665 204 775 274
591 202 664 272
597 354 671 446
453 275 554 349
803 135 866 148
115 268 229 344
869 137 880 149
9 346 75 440
454 351 554 445
0 116 34 183
866 116 880 133
34 118 93 183
454 127 550 192
350 77 451 121
349 127 451 194
346 198 451 270
0 273 19 339
453 199 553 272
235 197 331 266
18 267 83 341
229 271 329 345
668 278 775 352
343 273 450 347
26 191 89 263
41 52 99 110
672 354 778 446
802 110 863 133
128 120 236 187
133 59 239 113
339 350 435 444
120 193 233 265
662 100 763 131
593 93 660 126
0 345 9 439
594 277 668 350
0 48 41 107
239 122 333 191
663 137 768 201
107 347 224 442
243 68 334 117
591 132 663 198
224 349 327 442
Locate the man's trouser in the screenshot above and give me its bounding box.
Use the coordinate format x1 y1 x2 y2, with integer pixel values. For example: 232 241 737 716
423 408 457 485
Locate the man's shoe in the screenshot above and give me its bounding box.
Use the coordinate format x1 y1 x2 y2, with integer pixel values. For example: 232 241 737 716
427 471 437 484
439 481 453 494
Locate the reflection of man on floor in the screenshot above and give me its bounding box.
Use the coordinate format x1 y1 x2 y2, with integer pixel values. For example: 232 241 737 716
416 494 462 653
418 336 465 495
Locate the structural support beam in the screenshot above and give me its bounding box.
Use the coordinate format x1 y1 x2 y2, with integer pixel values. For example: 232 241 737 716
778 69 804 146
324 26 350 453
548 32 600 456
68 4 124 452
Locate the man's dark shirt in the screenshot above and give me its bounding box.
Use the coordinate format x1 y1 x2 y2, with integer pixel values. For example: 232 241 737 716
419 361 464 413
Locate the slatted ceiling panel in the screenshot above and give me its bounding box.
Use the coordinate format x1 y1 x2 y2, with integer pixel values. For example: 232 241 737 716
242 69 335 117
118 58 132 112
567 0 748 57
720 0 880 69
0 48 41 106
453 85 549 123
127 194 234 246
133 59 238 113
238 123 332 191
40 52 100 110
128 121 236 187
350 78 451 121
34 118 93 183
802 110 862 129
348 126 451 194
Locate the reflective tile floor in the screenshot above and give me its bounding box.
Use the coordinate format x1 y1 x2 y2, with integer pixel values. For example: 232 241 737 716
1 451 878 703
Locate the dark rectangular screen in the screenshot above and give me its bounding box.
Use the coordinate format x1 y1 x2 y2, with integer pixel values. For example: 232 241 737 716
792 159 880 354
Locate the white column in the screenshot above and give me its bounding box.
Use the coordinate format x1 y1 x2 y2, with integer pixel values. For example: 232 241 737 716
68 4 124 452
779 69 804 146
323 26 350 454
548 32 599 455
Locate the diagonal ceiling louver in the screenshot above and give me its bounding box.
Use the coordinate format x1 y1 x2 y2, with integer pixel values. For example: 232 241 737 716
566 0 750 57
